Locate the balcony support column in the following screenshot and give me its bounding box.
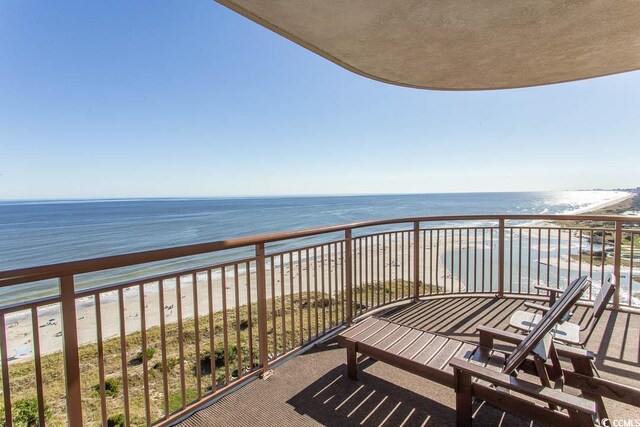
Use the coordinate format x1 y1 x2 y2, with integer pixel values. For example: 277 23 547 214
345 229 353 326
60 275 83 427
498 219 505 297
255 243 270 373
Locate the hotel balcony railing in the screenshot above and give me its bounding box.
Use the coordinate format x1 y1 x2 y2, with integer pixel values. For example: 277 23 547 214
0 214 638 426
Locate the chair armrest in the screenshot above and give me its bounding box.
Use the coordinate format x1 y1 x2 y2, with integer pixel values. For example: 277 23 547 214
534 284 565 294
555 344 595 360
477 325 526 348
449 358 597 415
523 301 550 312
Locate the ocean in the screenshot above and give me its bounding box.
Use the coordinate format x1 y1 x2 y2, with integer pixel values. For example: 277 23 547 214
0 191 632 305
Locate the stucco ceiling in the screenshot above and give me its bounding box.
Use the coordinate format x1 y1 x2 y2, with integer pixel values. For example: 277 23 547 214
216 0 640 90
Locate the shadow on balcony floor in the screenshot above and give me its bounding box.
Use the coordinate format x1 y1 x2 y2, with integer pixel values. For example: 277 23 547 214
178 296 640 426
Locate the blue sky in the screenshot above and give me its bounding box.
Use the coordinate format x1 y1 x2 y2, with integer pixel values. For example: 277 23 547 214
1 1 638 199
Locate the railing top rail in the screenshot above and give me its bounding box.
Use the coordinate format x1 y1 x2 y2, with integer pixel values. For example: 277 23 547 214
1 213 638 287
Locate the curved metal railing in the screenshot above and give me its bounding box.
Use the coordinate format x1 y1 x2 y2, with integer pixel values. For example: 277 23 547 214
0 214 638 426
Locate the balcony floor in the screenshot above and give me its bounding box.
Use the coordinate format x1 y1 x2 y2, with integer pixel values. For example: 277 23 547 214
178 296 640 427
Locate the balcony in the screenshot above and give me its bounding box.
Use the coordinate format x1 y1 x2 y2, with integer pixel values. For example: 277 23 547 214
0 214 639 426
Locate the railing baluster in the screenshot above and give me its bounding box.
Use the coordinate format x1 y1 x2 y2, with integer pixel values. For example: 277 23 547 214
233 265 242 378
527 227 531 293
320 246 325 334
306 249 312 342
474 228 478 293
158 279 170 413
589 230 594 300
345 229 353 326
221 270 230 385
297 251 303 345
60 275 83 427
313 247 319 338
289 252 296 349
288 253 295 348
30 307 46 427
613 221 622 309
498 219 505 297
270 256 277 357
382 235 387 304
207 270 216 391
435 230 440 291
567 230 572 286
245 262 254 370
536 228 541 290
255 243 269 374
489 227 494 292
192 273 202 397
118 288 131 425
413 221 420 301
458 229 462 293
327 246 332 329
482 228 486 293
556 229 561 289
630 232 635 308
518 228 522 293
139 285 151 426
0 313 13 427
176 276 187 405
280 254 286 353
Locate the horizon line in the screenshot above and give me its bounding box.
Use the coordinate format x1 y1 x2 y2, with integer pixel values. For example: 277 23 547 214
0 188 634 203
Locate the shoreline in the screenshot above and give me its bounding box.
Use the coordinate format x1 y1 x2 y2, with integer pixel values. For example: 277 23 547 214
2 191 637 362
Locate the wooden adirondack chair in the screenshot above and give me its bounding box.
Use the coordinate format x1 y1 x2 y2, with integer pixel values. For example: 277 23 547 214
509 274 616 347
339 276 601 426
450 275 597 426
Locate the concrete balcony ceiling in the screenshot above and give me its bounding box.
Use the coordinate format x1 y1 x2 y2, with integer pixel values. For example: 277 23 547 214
216 0 640 90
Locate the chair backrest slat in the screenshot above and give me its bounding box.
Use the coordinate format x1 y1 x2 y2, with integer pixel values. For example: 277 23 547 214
592 274 616 320
502 276 591 374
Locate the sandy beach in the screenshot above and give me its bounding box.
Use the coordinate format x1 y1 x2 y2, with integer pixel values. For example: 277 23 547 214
4 236 444 361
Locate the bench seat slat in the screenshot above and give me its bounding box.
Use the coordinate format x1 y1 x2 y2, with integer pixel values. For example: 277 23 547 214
398 332 436 359
413 335 449 364
361 323 401 345
340 317 380 339
440 343 477 375
352 319 393 342
385 328 424 355
374 326 413 350
427 340 464 370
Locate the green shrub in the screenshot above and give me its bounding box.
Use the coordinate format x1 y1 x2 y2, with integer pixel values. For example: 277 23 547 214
11 398 51 427
151 356 179 373
199 345 238 374
135 347 155 361
94 377 120 397
107 413 125 427
167 357 179 371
